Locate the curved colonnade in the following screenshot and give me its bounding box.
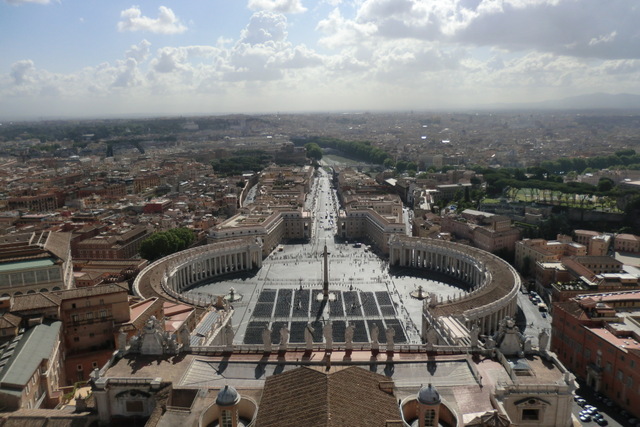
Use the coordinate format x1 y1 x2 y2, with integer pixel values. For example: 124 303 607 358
133 238 262 305
389 235 520 336
134 234 519 341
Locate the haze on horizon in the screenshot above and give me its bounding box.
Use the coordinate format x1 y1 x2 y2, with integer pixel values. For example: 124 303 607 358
1 0 640 120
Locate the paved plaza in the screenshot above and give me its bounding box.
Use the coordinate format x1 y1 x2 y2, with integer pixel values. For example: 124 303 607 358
185 168 467 345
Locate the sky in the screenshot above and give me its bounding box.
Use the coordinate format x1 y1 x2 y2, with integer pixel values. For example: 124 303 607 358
1 0 640 120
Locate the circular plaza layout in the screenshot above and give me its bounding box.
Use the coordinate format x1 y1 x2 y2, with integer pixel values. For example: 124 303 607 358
133 168 520 347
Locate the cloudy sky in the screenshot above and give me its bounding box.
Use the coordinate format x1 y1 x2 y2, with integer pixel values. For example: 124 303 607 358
1 0 639 119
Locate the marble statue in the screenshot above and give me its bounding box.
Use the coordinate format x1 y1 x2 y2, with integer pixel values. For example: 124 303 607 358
538 329 550 351
118 331 127 352
304 323 314 350
279 326 289 351
470 322 480 348
345 323 355 350
371 323 379 350
262 326 272 352
225 323 234 350
386 327 395 351
426 326 438 345
180 328 190 352
323 321 333 349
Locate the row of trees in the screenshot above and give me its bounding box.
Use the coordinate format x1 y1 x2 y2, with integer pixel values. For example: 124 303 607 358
211 150 272 176
476 166 626 199
292 136 391 165
540 149 639 174
139 228 195 261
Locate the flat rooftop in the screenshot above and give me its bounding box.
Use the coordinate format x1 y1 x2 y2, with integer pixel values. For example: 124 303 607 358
0 258 55 272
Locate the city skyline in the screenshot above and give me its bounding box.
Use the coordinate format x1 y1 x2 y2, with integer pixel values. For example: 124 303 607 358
2 0 640 120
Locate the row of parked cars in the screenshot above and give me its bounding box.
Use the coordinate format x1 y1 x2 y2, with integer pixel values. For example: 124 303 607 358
575 396 608 425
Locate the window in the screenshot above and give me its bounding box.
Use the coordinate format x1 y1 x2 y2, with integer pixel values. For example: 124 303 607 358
100 310 107 318
92 361 98 368
522 409 540 421
221 410 234 427
617 370 624 381
73 337 79 342
86 312 93 320
71 314 79 323
631 360 636 369
77 364 83 371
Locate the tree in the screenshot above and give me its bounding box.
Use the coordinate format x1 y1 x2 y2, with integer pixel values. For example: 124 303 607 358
597 177 615 192
383 158 395 169
396 160 408 173
304 143 323 161
139 228 195 261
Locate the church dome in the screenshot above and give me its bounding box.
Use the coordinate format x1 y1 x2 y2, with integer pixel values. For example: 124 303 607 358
216 385 240 406
417 383 440 405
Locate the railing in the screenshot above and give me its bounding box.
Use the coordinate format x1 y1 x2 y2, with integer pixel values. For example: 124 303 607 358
189 342 475 356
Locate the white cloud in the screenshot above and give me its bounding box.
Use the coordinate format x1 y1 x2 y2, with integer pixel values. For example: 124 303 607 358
344 0 640 60
4 0 50 4
248 0 307 14
239 11 288 45
117 6 187 34
112 58 143 88
316 8 377 49
10 60 35 85
125 40 152 63
4 2 640 119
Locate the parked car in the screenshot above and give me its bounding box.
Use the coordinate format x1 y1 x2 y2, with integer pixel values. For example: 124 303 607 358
586 407 598 416
595 417 608 426
580 414 592 423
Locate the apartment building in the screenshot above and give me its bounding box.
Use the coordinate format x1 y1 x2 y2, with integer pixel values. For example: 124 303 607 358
552 292 640 417
615 234 640 253
515 237 587 275
57 283 130 384
209 208 311 256
74 225 151 260
7 283 130 385
441 211 521 254
574 230 612 256
0 321 63 410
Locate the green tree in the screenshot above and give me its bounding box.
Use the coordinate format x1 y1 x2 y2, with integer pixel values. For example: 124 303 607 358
597 177 615 192
304 143 323 161
139 228 195 261
383 158 395 169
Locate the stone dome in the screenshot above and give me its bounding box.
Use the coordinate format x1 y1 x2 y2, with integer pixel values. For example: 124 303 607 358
216 385 240 406
417 383 440 405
